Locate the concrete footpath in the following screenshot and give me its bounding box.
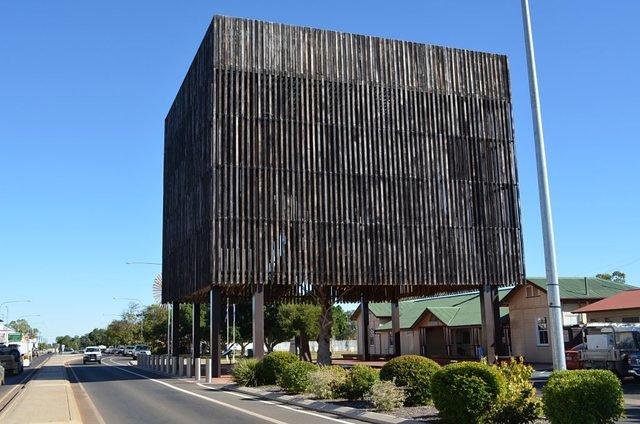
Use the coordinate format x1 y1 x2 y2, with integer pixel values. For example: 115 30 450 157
0 354 82 424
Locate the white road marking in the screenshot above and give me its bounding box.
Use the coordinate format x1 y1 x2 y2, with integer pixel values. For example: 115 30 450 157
203 387 344 421
104 357 356 424
66 361 108 424
195 382 355 424
102 358 289 424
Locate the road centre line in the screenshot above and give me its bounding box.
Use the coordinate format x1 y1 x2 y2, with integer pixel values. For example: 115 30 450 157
195 382 354 424
102 358 289 424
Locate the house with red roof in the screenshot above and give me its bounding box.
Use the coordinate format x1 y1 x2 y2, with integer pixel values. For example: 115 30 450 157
573 289 640 323
500 277 637 363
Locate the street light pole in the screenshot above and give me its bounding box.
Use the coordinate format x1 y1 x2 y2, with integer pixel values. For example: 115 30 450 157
521 0 566 370
0 300 31 324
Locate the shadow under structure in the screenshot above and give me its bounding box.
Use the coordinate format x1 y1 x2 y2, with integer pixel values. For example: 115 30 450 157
162 15 525 374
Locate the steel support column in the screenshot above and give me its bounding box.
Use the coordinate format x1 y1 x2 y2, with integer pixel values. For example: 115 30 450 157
361 296 370 361
193 302 201 359
252 285 265 359
210 287 221 377
172 301 180 362
391 299 401 357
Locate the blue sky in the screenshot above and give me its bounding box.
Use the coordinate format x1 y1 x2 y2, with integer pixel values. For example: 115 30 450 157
1 1 639 341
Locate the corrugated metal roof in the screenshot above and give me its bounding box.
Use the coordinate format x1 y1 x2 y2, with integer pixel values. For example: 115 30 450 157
527 277 637 300
374 288 511 330
573 289 640 313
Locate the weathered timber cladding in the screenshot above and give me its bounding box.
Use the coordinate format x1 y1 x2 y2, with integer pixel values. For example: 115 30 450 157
163 15 525 303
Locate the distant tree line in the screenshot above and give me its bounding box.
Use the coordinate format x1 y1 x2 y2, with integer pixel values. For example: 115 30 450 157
55 302 355 356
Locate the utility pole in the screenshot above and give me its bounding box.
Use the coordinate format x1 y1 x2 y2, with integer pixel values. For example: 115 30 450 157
521 0 566 370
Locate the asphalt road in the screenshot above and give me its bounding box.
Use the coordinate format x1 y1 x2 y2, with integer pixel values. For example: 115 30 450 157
0 353 52 401
68 355 364 424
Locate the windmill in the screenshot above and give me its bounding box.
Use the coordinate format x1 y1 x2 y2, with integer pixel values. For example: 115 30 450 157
152 274 166 307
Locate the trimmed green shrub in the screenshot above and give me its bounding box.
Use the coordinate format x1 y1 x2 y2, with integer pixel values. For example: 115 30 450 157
380 355 441 406
279 361 317 394
542 369 624 424
259 351 299 385
488 359 542 424
339 365 379 400
309 366 348 399
431 362 505 423
232 358 262 387
365 380 406 412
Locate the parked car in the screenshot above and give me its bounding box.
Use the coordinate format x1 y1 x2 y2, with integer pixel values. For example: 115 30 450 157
0 346 24 375
123 345 135 356
115 346 125 355
132 345 151 359
83 346 102 365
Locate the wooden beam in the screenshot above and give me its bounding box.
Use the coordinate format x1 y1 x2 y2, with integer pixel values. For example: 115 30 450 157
162 16 526 304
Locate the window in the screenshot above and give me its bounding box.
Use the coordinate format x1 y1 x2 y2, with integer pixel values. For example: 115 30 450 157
536 317 549 346
526 285 539 298
623 317 640 323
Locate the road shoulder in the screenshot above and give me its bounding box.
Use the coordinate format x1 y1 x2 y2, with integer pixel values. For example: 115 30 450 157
0 354 82 424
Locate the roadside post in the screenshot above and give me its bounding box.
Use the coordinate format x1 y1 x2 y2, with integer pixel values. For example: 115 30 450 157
195 357 201 380
205 358 212 383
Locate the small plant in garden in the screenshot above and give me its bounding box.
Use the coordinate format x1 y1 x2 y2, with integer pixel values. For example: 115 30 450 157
259 351 299 385
431 361 505 423
232 358 262 387
338 365 379 400
542 369 624 424
309 366 348 399
279 361 317 394
365 380 406 412
380 354 441 406
488 358 542 424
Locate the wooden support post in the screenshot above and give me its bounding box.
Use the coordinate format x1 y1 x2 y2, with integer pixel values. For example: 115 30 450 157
193 303 201 359
362 296 370 361
391 299 401 357
172 301 180 363
210 287 221 377
480 284 498 363
252 285 265 359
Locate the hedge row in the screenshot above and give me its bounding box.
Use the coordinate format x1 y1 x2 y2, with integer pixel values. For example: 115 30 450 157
232 353 624 423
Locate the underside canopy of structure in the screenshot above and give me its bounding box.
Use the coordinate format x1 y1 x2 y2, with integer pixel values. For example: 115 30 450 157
162 15 525 304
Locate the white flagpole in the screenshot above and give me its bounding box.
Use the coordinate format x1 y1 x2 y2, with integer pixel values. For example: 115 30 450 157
521 0 566 370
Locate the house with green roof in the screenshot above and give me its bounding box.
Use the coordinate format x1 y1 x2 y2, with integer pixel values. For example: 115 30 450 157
500 277 637 363
351 287 513 361
352 277 637 363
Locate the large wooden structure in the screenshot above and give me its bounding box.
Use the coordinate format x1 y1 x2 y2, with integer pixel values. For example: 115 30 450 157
163 15 525 306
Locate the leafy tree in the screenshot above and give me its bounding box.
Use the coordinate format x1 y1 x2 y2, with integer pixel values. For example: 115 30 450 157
141 304 168 353
596 271 626 283
277 303 321 360
332 306 356 340
264 303 295 353
8 319 39 338
56 335 80 351
105 319 139 345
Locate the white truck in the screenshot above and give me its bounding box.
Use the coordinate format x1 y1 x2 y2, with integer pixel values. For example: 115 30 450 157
579 322 640 378
83 346 102 365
